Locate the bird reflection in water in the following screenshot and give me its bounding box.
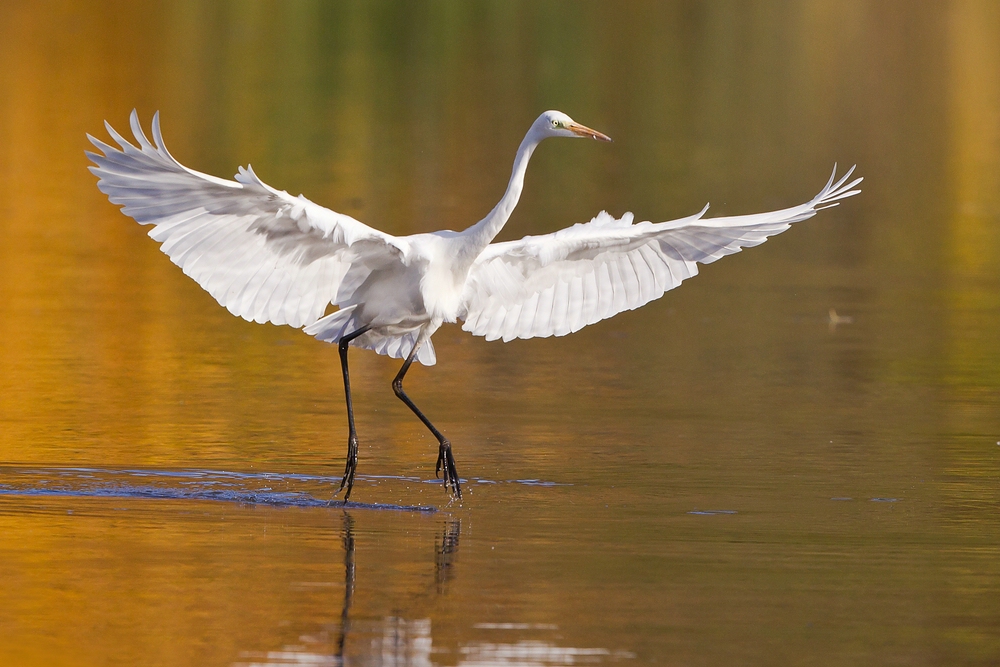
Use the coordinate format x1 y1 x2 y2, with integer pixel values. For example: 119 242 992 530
336 514 456 665
435 519 461 593
235 515 460 667
336 513 356 661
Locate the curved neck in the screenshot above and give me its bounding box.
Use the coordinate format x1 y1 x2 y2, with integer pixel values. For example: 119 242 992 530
461 130 541 252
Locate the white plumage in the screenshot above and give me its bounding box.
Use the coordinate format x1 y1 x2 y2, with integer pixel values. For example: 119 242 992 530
88 109 861 501
462 167 860 342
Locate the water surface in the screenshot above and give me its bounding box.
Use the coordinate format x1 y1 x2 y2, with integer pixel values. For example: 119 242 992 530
1 1 1000 665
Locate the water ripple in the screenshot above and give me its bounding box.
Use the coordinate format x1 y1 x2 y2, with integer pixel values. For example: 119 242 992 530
0 466 436 512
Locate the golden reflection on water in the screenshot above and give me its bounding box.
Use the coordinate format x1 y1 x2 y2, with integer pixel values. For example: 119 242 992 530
1 1 1000 665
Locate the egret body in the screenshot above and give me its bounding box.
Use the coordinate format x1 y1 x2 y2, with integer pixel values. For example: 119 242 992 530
88 110 861 501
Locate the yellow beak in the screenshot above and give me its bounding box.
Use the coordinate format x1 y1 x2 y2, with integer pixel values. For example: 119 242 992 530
568 121 612 142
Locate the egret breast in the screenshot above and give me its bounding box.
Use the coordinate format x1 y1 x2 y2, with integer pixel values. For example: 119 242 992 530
420 260 466 323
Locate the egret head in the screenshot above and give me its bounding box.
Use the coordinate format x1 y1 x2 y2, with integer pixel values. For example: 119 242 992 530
534 111 611 142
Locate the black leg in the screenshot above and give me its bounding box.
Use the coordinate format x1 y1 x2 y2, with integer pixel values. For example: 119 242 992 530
392 345 462 499
335 325 371 502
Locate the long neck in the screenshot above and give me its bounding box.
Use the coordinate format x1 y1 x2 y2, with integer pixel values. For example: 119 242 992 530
462 130 541 252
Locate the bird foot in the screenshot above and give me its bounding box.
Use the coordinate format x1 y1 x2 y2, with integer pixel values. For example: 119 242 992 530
332 434 360 503
435 439 462 499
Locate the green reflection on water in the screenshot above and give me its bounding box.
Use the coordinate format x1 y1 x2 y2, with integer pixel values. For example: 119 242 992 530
1 1 1000 665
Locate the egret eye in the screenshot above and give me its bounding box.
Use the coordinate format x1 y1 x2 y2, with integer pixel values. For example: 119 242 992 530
551 119 561 128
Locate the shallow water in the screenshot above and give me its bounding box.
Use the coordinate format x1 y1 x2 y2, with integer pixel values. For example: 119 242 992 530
2 1 1000 665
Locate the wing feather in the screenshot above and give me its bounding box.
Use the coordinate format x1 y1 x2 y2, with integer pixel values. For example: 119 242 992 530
605 258 625 316
549 279 569 338
532 286 555 338
461 166 862 340
581 270 600 327
88 110 407 329
566 275 583 333
595 262 614 320
516 292 540 339
501 303 523 342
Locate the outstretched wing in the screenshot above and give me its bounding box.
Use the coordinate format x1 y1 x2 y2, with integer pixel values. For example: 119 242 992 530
461 166 862 341
87 110 408 329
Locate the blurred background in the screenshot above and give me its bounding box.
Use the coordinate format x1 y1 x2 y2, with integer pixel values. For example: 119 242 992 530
0 1 998 665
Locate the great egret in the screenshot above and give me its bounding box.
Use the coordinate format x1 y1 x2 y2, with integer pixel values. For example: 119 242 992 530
87 110 861 501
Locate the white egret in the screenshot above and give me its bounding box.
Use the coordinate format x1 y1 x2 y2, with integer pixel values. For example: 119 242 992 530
87 110 861 501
